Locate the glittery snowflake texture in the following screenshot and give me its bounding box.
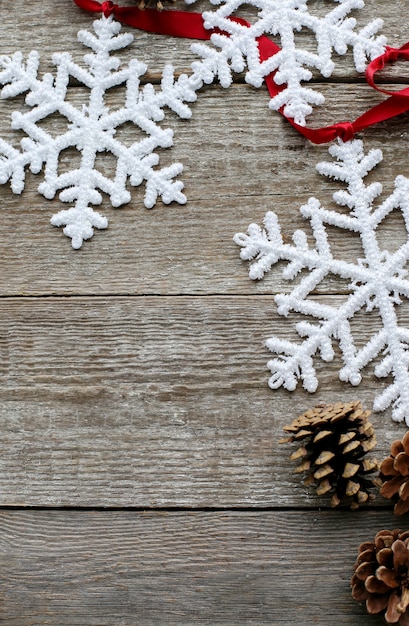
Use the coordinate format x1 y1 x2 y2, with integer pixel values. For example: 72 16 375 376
188 0 386 125
234 140 409 425
0 16 201 248
0 2 385 248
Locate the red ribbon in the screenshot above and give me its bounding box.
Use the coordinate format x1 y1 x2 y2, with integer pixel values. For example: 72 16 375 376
291 43 409 144
74 0 214 38
73 0 409 144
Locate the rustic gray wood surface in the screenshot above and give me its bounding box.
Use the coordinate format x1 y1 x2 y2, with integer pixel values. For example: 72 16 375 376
1 0 409 623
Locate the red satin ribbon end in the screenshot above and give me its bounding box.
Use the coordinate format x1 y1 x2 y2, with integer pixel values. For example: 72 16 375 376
384 46 401 64
333 122 355 143
102 1 117 17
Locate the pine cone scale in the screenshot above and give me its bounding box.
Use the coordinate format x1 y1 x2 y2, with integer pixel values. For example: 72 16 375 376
351 579 369 601
359 541 377 553
343 462 360 478
314 463 333 479
316 478 332 495
289 446 307 461
385 590 402 624
391 441 405 457
366 592 389 614
313 429 332 443
378 547 395 566
345 480 360 496
339 431 355 445
394 498 409 517
376 565 401 588
375 531 397 549
343 439 361 454
395 453 409 475
393 540 409 569
356 560 376 580
399 480 409 501
315 450 335 465
356 548 376 565
380 456 399 476
381 476 406 499
399 588 409 615
365 575 391 594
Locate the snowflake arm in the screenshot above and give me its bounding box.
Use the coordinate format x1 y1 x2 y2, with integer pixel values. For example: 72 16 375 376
0 51 40 98
50 206 109 250
0 138 35 193
235 139 409 425
266 338 319 392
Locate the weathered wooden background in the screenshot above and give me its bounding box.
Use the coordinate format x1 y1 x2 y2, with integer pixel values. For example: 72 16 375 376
1 0 409 623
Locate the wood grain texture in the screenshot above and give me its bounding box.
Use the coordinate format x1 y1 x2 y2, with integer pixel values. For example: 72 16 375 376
0 295 404 507
1 0 409 623
0 508 403 625
0 83 408 296
0 0 405 78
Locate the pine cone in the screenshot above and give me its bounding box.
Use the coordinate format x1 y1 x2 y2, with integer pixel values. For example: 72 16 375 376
351 529 409 625
380 432 409 515
138 0 176 10
280 400 379 509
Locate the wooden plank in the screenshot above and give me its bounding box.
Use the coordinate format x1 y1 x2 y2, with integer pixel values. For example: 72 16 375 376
0 295 404 506
1 0 404 79
0 508 403 625
0 3 407 622
0 83 408 296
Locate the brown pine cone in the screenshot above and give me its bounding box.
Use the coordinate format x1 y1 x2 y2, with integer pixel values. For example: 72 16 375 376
351 529 409 625
138 0 176 10
280 400 379 509
380 432 409 515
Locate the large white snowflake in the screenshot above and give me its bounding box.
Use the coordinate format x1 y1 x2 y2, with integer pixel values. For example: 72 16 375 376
0 16 202 248
189 0 386 125
234 140 409 425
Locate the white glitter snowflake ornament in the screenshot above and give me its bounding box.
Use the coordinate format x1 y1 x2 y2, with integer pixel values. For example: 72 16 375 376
189 0 386 125
234 140 409 425
0 16 201 248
